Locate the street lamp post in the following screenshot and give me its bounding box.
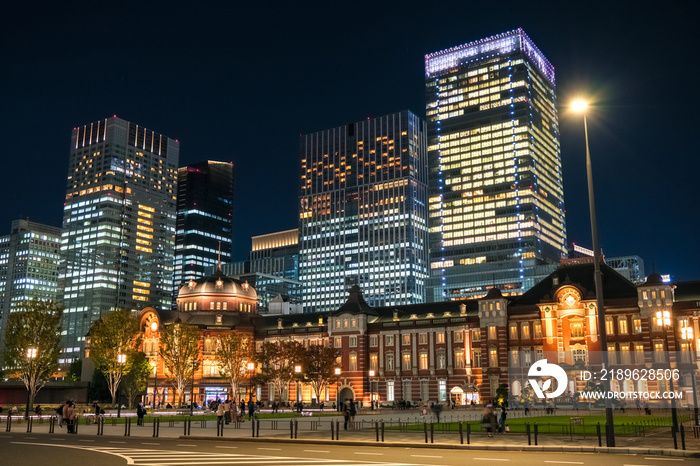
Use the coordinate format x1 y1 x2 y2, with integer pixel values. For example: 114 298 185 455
368 370 376 410
572 100 615 447
693 360 700 426
247 362 255 402
152 356 158 408
117 353 126 418
294 365 302 405
190 358 196 416
25 347 37 420
335 367 341 411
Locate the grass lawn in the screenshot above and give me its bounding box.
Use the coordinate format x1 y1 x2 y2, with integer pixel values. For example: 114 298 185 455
385 413 693 436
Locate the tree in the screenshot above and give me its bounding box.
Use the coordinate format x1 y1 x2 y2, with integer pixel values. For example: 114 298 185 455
299 344 340 404
88 368 112 403
87 309 141 406
257 340 304 402
2 299 63 416
158 320 200 406
216 333 253 402
121 352 151 408
67 359 82 382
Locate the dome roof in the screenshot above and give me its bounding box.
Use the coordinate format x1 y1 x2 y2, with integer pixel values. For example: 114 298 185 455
484 287 503 299
177 269 257 300
643 272 664 286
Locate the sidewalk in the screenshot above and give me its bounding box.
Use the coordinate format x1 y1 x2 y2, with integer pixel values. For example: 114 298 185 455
5 415 699 458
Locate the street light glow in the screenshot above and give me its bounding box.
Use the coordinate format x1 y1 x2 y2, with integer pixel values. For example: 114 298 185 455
247 362 255 371
294 365 302 373
26 347 37 359
117 353 126 364
334 367 341 375
571 99 588 112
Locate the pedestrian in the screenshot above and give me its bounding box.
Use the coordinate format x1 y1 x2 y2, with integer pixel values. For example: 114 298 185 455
248 400 256 420
56 402 66 427
349 400 357 428
230 399 239 423
216 400 225 425
223 399 231 424
482 405 497 437
63 401 76 434
418 399 425 415
499 406 507 433
432 403 443 423
343 400 351 430
137 402 145 426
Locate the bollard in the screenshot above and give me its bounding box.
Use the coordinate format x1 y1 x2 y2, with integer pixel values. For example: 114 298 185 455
534 423 538 446
188 418 192 436
256 419 260 438
596 423 602 447
375 421 379 442
423 422 428 443
97 417 101 436
680 424 686 451
672 425 678 450
156 418 160 437
152 418 157 437
49 416 55 434
124 417 131 436
526 423 531 445
294 419 298 439
26 416 32 433
336 420 340 440
184 418 188 436
459 421 464 444
290 420 294 439
430 422 434 443
331 420 335 440
381 421 384 442
466 421 471 445
252 418 256 437
75 417 79 434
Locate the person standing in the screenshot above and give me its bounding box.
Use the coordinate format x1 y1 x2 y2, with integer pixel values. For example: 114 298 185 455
63 401 76 434
349 400 357 429
223 399 231 425
56 402 67 427
230 399 239 423
216 401 225 425
343 400 351 430
482 405 497 437
247 400 255 420
136 403 145 426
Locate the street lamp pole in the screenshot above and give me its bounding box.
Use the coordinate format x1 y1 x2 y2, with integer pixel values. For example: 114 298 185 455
247 362 255 403
335 367 341 411
25 347 37 420
190 359 196 416
572 100 615 447
368 370 376 410
294 365 302 405
117 353 126 418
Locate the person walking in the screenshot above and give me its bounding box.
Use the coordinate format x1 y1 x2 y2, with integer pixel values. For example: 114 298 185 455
216 401 225 425
247 400 256 420
482 405 497 437
343 400 351 430
56 402 67 428
230 399 239 423
349 400 357 429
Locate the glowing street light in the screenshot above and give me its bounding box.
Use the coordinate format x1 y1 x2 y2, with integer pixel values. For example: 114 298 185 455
334 368 341 411
571 99 614 447
117 353 126 418
247 362 255 402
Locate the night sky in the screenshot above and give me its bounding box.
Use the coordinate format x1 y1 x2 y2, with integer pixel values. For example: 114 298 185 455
3 1 699 281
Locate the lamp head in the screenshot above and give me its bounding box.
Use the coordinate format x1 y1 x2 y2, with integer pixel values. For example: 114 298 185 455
571 99 588 112
334 368 341 375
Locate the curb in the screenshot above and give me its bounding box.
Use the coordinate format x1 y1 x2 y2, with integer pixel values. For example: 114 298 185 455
180 435 700 458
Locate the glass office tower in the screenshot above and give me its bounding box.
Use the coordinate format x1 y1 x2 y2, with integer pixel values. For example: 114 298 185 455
174 160 234 291
299 110 429 312
425 29 567 301
0 219 62 349
60 117 178 362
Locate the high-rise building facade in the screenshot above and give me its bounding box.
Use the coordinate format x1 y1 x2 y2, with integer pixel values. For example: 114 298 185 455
425 29 567 301
60 117 178 363
299 111 429 312
0 219 62 348
174 160 234 290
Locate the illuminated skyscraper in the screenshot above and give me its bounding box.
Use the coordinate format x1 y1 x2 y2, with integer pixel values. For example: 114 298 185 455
425 29 567 301
299 110 429 312
0 219 62 349
174 160 234 290
60 117 178 363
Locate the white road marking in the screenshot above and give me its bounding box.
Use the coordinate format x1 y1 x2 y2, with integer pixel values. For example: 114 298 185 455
304 450 331 453
108 441 126 444
411 455 443 458
78 439 94 442
215 445 239 449
544 462 584 465
141 442 160 445
354 452 384 455
24 437 38 439
473 459 509 462
177 443 197 446
257 447 282 450
644 459 683 462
